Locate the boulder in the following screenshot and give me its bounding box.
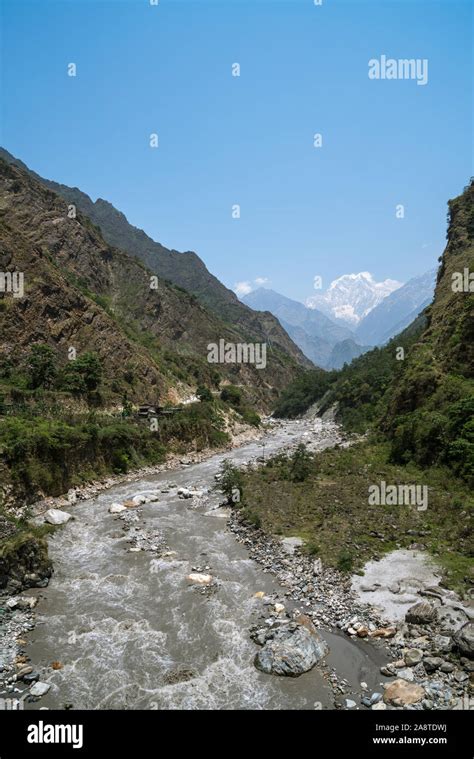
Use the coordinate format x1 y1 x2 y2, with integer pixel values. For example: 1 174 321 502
437 606 469 634
312 558 323 575
44 509 72 525
404 648 423 666
423 657 443 674
254 617 328 677
453 622 474 659
30 681 51 697
397 667 415 682
109 503 127 514
186 573 213 585
132 494 147 505
383 679 425 707
405 601 437 625
431 634 452 654
369 627 397 639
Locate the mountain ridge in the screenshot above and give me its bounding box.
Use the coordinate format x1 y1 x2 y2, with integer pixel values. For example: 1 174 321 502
0 147 311 372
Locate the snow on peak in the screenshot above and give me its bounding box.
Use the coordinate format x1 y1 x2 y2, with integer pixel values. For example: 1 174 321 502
306 272 403 325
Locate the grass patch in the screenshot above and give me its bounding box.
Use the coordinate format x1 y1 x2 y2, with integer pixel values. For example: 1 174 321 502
237 440 473 596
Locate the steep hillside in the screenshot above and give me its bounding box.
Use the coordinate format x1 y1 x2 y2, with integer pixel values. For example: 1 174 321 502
0 148 310 372
275 180 473 484
327 338 371 370
0 158 305 409
382 182 474 480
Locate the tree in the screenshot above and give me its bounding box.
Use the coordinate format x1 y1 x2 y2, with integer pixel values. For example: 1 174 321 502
26 345 57 389
61 353 103 395
221 385 242 408
290 443 312 483
196 385 213 402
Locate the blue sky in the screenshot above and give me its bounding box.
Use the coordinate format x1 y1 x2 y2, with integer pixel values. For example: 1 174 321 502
0 0 472 302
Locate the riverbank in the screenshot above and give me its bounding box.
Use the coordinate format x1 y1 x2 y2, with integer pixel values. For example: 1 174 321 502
225 434 473 710
1 417 471 711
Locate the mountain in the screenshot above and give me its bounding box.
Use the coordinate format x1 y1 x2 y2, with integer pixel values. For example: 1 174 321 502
328 339 370 370
0 157 307 409
355 269 437 346
306 272 402 327
242 288 368 369
275 179 473 484
0 148 310 373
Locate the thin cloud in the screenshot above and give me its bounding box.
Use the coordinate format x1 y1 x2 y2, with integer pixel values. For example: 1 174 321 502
234 277 270 297
234 281 253 297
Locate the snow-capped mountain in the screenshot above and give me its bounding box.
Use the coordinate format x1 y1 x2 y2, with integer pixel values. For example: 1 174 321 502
242 287 369 368
306 272 403 326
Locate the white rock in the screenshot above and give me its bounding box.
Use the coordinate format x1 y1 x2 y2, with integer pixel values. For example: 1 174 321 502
187 573 213 585
274 603 285 613
345 699 357 708
372 702 387 710
67 489 77 504
44 509 72 525
281 537 304 555
6 596 37 610
30 682 51 697
313 558 323 575
109 503 127 514
132 495 147 505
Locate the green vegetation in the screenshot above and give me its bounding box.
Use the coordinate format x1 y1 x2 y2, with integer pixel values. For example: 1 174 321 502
0 401 231 500
274 316 426 433
274 183 474 487
231 442 473 595
219 460 245 504
220 385 261 427
258 181 474 595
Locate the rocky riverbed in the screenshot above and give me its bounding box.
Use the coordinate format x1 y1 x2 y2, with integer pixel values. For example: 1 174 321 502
0 417 472 711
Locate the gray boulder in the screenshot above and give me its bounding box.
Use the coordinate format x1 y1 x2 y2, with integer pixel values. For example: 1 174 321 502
254 615 328 677
405 601 437 625
453 622 474 659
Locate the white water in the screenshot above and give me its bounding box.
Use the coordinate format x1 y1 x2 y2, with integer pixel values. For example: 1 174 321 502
23 419 385 710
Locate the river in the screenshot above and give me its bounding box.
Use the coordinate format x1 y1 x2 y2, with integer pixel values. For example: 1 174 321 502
24 418 386 710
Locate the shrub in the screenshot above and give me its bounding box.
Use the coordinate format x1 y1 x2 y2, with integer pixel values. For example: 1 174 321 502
220 385 242 408
26 344 57 390
337 550 354 572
